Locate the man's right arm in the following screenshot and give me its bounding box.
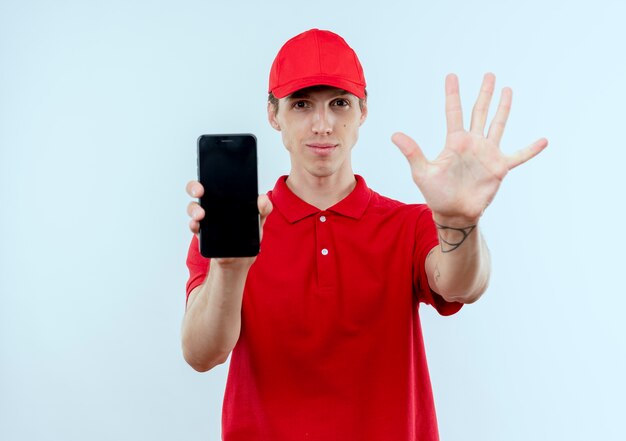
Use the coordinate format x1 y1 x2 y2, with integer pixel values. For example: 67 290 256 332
182 259 252 372
181 180 272 372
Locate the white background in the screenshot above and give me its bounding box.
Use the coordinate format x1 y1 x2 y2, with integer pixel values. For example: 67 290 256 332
1 0 624 440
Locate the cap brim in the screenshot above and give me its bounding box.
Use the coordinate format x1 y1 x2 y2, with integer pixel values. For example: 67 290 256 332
271 75 366 99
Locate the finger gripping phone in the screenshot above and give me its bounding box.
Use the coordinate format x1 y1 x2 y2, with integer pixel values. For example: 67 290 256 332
197 134 260 258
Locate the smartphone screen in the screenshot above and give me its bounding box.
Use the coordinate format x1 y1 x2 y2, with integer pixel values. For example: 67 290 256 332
197 134 260 258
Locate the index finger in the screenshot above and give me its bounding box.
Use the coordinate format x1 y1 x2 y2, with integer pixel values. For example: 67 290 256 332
186 180 204 198
445 73 464 134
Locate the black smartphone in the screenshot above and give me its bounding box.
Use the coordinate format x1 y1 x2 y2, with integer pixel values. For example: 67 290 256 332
197 133 260 258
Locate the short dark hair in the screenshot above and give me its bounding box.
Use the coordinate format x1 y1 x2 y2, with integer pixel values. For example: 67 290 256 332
268 87 368 113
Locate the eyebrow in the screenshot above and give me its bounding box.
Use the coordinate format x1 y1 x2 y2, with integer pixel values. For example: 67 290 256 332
287 89 351 100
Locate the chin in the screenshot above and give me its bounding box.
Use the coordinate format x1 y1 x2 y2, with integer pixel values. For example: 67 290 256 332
307 166 337 178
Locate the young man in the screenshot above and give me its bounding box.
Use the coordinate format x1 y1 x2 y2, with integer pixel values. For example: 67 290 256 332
182 29 547 440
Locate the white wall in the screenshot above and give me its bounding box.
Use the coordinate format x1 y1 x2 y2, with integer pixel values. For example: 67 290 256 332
1 0 624 440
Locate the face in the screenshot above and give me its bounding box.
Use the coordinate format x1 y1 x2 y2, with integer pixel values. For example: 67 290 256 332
268 86 367 180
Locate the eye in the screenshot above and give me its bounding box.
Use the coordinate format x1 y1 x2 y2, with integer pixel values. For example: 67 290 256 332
332 98 350 107
292 100 310 109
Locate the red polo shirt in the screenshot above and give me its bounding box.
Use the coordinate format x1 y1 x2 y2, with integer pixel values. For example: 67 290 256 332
186 175 462 441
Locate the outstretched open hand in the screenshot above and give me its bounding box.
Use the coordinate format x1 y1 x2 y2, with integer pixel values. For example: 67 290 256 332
392 73 547 226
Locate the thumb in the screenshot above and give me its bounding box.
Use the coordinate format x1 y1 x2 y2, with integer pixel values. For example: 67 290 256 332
391 132 428 175
258 194 273 242
258 194 273 222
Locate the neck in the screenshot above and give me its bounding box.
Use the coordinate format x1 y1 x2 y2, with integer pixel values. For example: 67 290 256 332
286 170 357 210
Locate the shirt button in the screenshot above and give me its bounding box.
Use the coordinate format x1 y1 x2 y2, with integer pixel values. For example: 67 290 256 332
320 215 327 222
321 248 329 256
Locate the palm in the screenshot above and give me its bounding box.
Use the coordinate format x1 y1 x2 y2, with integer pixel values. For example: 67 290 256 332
393 73 547 224
418 131 507 220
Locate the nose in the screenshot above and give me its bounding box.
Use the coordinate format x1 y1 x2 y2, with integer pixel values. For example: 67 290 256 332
311 107 333 135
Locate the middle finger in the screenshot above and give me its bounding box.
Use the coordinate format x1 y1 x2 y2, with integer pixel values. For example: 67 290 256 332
187 201 205 220
470 72 496 135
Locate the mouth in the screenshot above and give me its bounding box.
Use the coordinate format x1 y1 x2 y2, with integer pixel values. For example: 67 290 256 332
306 143 338 156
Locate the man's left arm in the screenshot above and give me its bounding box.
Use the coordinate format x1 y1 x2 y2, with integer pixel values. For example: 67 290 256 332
425 216 490 304
394 73 548 304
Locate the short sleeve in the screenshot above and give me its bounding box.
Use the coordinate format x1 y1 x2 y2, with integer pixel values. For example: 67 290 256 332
413 207 463 316
185 235 210 303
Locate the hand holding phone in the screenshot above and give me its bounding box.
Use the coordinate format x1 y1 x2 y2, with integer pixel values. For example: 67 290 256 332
195 134 261 258
186 182 273 245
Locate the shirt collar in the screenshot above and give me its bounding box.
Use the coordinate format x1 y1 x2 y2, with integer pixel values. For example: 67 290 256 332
270 175 372 223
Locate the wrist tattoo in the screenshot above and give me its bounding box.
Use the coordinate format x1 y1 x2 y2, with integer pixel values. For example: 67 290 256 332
435 222 476 253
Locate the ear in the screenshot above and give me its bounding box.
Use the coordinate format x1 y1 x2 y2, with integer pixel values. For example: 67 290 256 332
267 102 281 131
359 99 368 126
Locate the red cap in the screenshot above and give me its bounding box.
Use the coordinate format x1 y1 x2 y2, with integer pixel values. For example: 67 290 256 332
268 29 367 99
